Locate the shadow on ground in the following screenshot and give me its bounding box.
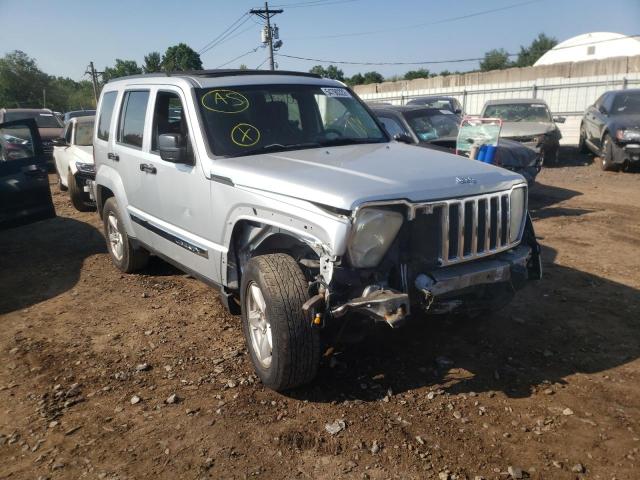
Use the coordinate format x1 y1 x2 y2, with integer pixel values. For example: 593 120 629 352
291 244 640 402
0 216 106 314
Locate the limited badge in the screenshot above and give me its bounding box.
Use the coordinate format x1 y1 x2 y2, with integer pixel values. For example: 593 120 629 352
231 123 261 147
201 89 249 114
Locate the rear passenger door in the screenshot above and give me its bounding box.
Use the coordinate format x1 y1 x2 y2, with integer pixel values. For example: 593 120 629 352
0 119 55 230
112 89 158 248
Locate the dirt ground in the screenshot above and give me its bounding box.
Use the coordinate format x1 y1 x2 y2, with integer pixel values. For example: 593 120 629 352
1 149 639 480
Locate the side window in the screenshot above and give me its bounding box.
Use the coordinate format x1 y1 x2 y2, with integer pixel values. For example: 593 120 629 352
118 90 149 148
97 91 117 141
63 122 73 143
151 91 187 152
378 116 408 138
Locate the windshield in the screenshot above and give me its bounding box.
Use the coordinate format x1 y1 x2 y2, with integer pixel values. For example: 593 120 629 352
75 122 94 146
405 110 459 141
412 99 454 111
4 111 62 128
483 103 551 122
196 84 387 157
611 92 640 115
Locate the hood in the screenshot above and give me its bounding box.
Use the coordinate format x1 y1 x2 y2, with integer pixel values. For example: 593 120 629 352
500 121 556 138
38 127 63 140
212 143 525 211
609 114 640 132
71 145 93 163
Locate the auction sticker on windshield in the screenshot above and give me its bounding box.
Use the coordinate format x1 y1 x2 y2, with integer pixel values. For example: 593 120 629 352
201 89 249 114
321 87 352 98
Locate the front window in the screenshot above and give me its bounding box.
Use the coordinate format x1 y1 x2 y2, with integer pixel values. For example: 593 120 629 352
483 103 551 122
196 84 387 157
74 122 94 146
611 92 640 115
405 110 459 141
4 111 62 129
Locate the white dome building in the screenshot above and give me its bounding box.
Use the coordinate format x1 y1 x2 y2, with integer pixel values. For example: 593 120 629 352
534 32 640 66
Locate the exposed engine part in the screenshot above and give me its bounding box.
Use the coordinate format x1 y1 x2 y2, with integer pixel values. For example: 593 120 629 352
331 288 409 328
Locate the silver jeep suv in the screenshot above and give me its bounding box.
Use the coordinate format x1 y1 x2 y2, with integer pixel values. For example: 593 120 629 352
93 70 541 391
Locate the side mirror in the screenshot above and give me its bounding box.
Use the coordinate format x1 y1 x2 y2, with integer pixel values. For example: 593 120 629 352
52 137 67 147
393 133 414 144
454 108 462 115
158 133 191 164
553 116 566 124
598 105 608 115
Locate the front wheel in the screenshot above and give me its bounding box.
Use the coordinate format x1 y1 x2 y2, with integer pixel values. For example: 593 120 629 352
240 254 320 391
102 197 149 273
600 134 619 172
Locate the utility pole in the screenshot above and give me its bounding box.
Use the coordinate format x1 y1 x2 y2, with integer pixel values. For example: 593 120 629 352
250 2 283 70
85 62 102 106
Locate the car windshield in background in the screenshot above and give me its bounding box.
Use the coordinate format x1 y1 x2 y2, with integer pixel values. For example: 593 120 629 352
4 112 62 128
416 100 453 110
483 103 551 122
612 92 640 115
75 122 94 146
405 110 459 141
196 84 387 157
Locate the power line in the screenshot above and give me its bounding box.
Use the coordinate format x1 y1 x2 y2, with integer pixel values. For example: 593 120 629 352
198 12 249 54
216 45 264 69
201 21 258 56
277 33 640 67
255 57 270 69
271 0 358 8
291 0 543 39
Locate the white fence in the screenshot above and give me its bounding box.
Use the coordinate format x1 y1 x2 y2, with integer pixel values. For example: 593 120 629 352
354 56 640 145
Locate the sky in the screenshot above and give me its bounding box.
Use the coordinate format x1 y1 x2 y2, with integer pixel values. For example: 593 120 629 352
0 0 638 81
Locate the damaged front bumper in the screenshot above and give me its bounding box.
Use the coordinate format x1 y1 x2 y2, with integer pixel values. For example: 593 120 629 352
328 241 539 327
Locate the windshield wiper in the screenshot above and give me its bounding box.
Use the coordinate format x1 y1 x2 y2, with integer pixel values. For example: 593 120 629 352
236 142 321 156
319 137 385 147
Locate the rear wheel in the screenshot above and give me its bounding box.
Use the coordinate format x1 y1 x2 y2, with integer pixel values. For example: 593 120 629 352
240 254 320 391
102 197 149 273
68 171 94 212
600 134 619 172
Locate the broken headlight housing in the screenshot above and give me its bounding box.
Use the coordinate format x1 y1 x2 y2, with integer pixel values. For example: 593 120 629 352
616 129 640 142
348 208 403 268
509 186 527 244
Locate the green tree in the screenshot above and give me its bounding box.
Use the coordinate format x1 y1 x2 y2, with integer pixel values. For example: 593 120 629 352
362 71 384 84
143 52 162 73
345 72 364 86
309 64 344 81
404 68 431 80
515 33 558 67
162 43 203 71
238 64 248 70
0 50 49 108
479 48 512 71
103 59 142 82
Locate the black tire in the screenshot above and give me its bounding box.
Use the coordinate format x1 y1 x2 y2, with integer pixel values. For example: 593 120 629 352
578 124 589 154
102 197 149 273
240 254 320 391
600 134 619 172
68 171 94 212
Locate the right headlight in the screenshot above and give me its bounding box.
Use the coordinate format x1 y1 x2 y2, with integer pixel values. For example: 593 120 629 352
347 208 404 268
509 186 527 244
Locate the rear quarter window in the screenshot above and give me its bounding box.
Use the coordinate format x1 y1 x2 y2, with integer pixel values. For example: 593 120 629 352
97 92 117 141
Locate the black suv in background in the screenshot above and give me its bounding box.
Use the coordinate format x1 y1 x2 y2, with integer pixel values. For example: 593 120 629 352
406 95 464 116
0 108 64 166
579 89 640 171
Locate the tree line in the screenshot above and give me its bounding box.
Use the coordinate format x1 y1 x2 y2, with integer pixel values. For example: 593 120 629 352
309 33 558 85
0 43 203 112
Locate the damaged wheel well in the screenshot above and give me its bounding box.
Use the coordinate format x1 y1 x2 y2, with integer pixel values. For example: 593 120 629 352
226 220 320 292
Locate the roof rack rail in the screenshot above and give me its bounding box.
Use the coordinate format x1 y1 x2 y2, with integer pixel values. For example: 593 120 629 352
109 69 322 82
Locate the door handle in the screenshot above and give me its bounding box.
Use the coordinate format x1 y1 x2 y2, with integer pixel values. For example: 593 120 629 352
107 152 119 161
139 163 157 174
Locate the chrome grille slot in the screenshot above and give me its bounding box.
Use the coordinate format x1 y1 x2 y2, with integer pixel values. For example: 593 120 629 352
438 190 515 266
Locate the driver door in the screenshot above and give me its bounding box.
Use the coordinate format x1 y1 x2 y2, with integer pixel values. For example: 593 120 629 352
0 119 55 230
